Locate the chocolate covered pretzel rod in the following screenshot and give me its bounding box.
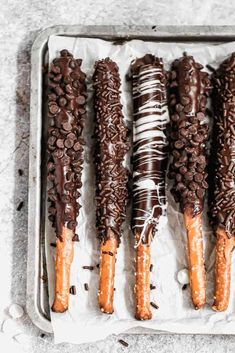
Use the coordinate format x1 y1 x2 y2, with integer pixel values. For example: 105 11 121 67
210 53 235 311
47 50 87 312
93 58 128 314
168 55 210 309
131 55 169 320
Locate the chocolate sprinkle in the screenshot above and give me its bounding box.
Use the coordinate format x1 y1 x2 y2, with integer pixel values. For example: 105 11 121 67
82 266 94 270
93 58 129 244
150 301 159 309
150 264 153 272
209 53 235 237
16 201 24 211
118 339 129 347
150 284 156 290
47 50 86 237
84 283 89 291
168 55 210 215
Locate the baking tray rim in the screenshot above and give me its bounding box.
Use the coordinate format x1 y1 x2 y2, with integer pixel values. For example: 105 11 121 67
27 24 235 335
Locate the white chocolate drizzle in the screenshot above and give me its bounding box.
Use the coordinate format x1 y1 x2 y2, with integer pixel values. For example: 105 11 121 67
131 56 169 244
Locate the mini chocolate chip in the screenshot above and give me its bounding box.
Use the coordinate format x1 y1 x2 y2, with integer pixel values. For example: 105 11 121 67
64 138 74 148
56 139 64 148
53 149 63 159
73 142 82 151
61 156 71 165
49 104 59 115
181 95 191 106
174 140 184 149
189 182 198 191
194 173 203 182
60 49 71 57
196 112 205 120
62 195 71 203
48 93 57 101
179 166 187 174
176 103 184 112
59 97 67 107
67 220 77 230
77 95 86 105
72 234 80 242
67 132 76 140
62 122 72 131
184 172 193 181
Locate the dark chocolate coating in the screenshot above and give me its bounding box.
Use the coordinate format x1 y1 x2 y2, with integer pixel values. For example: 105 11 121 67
209 53 235 237
168 55 210 216
93 58 129 244
47 50 87 237
131 54 169 242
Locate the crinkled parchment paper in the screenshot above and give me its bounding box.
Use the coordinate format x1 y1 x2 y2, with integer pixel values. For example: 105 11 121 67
45 36 235 344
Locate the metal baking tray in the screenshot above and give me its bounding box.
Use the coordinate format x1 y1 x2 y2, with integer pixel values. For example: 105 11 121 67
27 25 235 334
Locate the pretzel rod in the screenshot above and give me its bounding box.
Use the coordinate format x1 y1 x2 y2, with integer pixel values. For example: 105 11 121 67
93 58 128 314
135 231 152 320
184 209 205 309
131 55 169 320
169 54 210 309
210 53 235 311
98 231 117 313
47 50 86 312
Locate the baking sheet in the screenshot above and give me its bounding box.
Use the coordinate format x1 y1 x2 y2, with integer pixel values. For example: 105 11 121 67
46 35 235 344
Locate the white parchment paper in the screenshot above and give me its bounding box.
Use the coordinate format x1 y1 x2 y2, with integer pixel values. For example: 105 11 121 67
46 36 235 344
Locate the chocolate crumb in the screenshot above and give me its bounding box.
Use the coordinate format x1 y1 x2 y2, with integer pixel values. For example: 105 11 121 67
84 283 89 291
150 284 156 290
96 264 100 269
150 302 159 310
82 266 94 270
16 201 24 211
50 242 56 247
182 284 188 290
40 333 45 338
72 234 80 242
70 285 76 295
118 339 129 347
18 169 23 176
206 64 216 72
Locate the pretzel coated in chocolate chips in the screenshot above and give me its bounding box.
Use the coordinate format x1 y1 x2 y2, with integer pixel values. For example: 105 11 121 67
168 55 210 215
168 54 210 310
47 49 87 312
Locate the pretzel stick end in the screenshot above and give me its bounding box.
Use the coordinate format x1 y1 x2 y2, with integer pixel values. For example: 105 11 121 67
212 227 235 312
135 231 152 320
184 210 206 310
51 227 74 313
98 234 117 314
